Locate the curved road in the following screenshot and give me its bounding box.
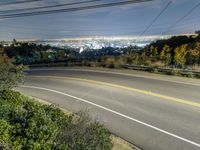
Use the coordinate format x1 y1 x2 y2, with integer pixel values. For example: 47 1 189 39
17 67 200 150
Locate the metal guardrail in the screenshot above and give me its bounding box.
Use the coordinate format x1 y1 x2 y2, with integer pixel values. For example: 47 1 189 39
122 64 200 77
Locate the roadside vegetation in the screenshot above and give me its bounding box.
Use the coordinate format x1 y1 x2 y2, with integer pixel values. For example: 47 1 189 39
1 33 200 78
0 91 112 150
0 50 113 150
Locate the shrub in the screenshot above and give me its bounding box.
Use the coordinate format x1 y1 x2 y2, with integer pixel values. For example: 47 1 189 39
0 119 11 149
181 72 194 78
151 61 165 68
0 90 23 105
167 69 180 76
0 91 73 149
151 68 159 73
0 91 112 150
104 57 115 68
57 112 112 150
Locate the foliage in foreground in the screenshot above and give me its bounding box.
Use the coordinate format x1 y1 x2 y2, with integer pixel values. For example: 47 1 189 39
0 91 112 150
0 48 26 91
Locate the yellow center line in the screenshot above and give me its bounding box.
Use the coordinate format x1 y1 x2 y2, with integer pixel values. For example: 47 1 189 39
29 75 200 108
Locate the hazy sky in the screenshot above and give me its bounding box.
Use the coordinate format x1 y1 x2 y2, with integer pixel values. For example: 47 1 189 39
0 0 200 40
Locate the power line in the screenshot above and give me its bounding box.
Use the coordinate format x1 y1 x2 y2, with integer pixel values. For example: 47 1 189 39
0 0 103 14
1 23 186 38
0 0 42 6
140 0 172 35
0 0 153 19
0 29 141 38
0 22 156 32
1 15 199 33
0 22 181 33
164 1 200 34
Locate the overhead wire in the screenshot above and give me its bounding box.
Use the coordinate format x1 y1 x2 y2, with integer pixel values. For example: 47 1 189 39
2 0 198 38
1 15 199 33
140 0 172 36
0 0 103 13
164 1 200 34
0 0 153 19
0 24 180 38
0 0 43 6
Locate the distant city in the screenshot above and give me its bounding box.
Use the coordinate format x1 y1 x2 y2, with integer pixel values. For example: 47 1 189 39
37 35 171 51
1 34 194 53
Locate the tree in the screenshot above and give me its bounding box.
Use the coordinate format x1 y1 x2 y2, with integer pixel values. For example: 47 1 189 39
174 44 187 68
55 50 65 62
195 30 200 35
160 45 172 66
127 45 134 55
104 57 115 68
150 46 158 58
130 52 138 65
186 43 200 65
12 39 17 45
193 42 200 64
0 49 26 92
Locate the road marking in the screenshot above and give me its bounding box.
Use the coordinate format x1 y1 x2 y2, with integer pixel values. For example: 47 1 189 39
29 75 200 108
21 85 200 148
30 68 200 87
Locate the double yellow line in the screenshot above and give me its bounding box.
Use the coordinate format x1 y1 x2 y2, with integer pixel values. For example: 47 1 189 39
29 76 200 108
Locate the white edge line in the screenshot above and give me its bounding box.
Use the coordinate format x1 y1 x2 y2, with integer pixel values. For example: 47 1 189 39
22 85 200 148
30 68 200 87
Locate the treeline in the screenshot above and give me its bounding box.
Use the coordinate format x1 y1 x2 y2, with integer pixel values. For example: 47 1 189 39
1 41 133 65
2 42 80 64
1 34 200 69
79 34 200 69
142 34 200 68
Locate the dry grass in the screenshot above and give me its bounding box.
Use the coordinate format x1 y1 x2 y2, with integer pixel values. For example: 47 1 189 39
111 135 140 150
150 61 165 67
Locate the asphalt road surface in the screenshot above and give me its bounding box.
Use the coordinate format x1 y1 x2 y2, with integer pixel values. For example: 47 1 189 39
17 67 200 150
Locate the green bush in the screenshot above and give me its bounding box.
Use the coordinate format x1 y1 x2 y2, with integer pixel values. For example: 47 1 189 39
0 101 11 120
181 72 194 78
0 119 11 149
0 90 23 105
0 91 73 149
0 91 112 150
